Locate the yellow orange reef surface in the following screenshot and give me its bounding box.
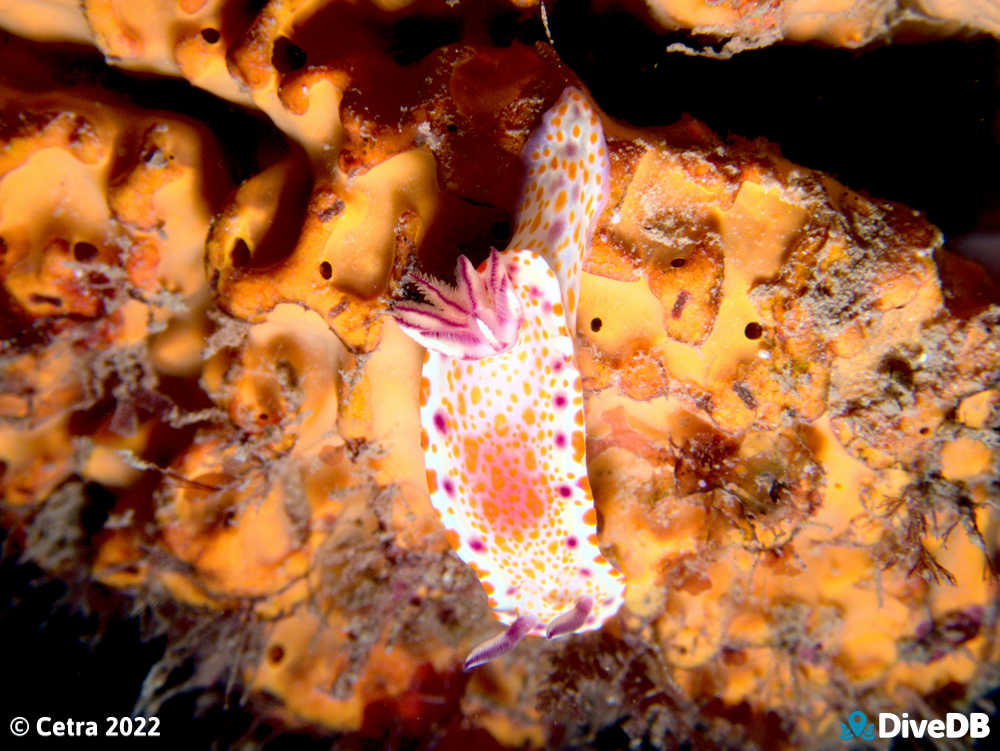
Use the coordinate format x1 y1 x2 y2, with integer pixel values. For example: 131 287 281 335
639 0 1000 55
0 1 998 749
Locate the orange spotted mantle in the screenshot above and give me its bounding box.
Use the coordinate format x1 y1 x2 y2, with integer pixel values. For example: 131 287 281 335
392 89 625 669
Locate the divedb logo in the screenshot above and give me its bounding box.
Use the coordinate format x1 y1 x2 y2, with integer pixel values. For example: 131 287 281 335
841 710 990 742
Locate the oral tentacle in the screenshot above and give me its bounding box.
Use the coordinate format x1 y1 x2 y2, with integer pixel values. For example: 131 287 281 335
463 615 540 671
545 596 594 639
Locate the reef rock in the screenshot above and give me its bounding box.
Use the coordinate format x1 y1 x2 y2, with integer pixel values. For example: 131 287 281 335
642 0 1000 55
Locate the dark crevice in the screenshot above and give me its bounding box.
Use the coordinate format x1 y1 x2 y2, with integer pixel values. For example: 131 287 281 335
546 2 998 243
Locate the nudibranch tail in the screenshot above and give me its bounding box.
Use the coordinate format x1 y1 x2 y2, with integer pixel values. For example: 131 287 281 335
464 615 540 672
392 248 524 360
510 87 611 328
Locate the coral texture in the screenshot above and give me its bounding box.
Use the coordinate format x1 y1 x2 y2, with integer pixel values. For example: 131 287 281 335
0 2 998 750
641 0 1000 55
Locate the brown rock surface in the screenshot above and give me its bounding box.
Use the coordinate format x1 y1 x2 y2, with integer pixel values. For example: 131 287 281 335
640 0 1000 55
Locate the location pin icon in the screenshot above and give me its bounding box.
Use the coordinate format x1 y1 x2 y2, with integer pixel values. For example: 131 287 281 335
848 711 867 737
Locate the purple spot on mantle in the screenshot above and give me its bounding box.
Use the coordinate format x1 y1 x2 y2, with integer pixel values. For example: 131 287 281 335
578 568 591 578
553 359 565 372
433 411 447 433
554 394 568 408
555 433 567 448
565 536 578 548
470 539 486 552
559 485 572 498
443 478 455 495
547 218 566 243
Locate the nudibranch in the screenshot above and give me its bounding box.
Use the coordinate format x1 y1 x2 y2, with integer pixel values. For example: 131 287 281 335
392 88 625 669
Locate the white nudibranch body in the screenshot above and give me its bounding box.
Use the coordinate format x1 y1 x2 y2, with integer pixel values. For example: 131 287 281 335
391 88 624 669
